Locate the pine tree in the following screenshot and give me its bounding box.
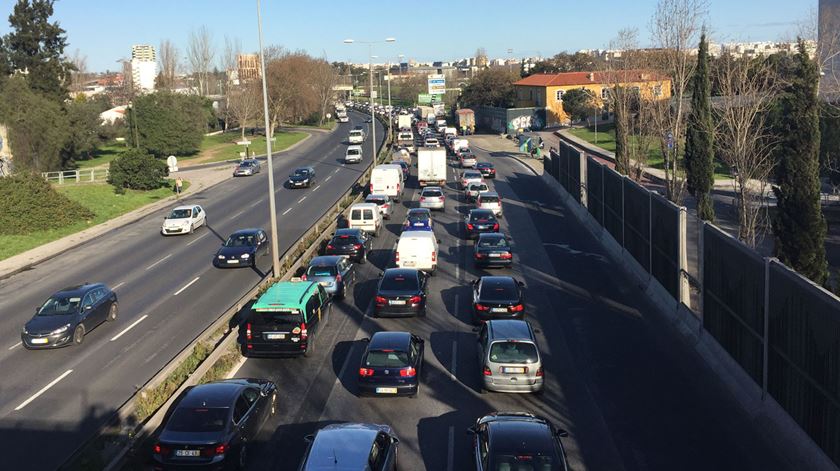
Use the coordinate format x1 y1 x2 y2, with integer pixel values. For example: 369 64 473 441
772 39 829 285
684 32 715 221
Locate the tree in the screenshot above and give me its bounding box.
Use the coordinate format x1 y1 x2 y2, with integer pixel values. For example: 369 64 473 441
227 82 261 140
561 88 600 123
312 58 338 126
107 148 168 193
68 49 88 93
394 74 426 106
4 0 73 101
527 52 602 76
684 32 716 221
460 68 517 108
128 91 210 157
187 26 215 96
157 39 179 91
771 40 829 285
0 76 67 171
61 97 105 168
0 173 93 234
220 36 242 131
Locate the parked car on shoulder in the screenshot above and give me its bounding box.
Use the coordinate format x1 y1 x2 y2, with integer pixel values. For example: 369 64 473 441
213 228 269 268
299 423 399 471
161 205 207 236
358 331 425 397
22 283 118 349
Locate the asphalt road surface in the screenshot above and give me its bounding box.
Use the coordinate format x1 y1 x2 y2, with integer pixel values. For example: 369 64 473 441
0 111 383 470
233 142 789 470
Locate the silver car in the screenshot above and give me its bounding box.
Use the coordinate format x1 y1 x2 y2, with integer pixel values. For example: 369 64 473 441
477 319 544 393
419 186 445 211
303 255 355 300
465 182 490 202
477 191 503 217
365 194 393 220
233 159 261 176
300 423 398 471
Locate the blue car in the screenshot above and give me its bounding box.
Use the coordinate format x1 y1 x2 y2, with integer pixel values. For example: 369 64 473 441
402 208 433 232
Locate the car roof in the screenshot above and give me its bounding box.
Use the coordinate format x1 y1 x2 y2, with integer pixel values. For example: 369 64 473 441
422 186 442 191
480 276 518 288
309 255 345 266
179 381 246 408
366 194 389 199
408 208 430 214
398 231 435 240
347 144 362 150
478 232 506 240
487 416 556 455
383 268 420 279
470 209 496 217
252 281 318 311
307 424 385 468
293 166 313 171
476 161 493 166
369 331 412 350
487 319 534 341
463 171 482 176
55 283 102 297
351 202 378 209
229 228 263 237
335 228 364 235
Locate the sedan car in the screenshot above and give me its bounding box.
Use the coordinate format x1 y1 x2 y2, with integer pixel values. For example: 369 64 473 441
402 208 433 232
473 233 513 268
477 191 503 217
373 268 428 318
152 379 277 471
465 182 490 202
22 283 118 348
161 205 207 235
419 186 445 211
472 276 526 324
358 331 425 397
233 159 261 177
460 170 484 190
459 152 477 168
300 423 399 471
213 229 268 268
302 255 355 299
325 228 370 263
465 209 500 239
365 194 393 220
475 161 496 178
288 166 316 188
468 412 570 471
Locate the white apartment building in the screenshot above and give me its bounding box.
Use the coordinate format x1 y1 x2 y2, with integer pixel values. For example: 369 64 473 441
130 44 157 93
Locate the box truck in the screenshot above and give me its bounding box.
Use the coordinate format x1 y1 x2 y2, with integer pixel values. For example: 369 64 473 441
417 148 447 187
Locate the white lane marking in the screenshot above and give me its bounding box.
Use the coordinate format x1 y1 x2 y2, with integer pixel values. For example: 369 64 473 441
313 185 321 191
145 253 172 271
112 281 126 290
333 168 340 174
447 425 455 471
297 196 307 204
110 314 149 342
325 175 332 182
186 233 207 246
451 341 458 381
8 341 21 350
173 277 200 296
231 209 245 219
282 207 292 216
249 200 262 208
15 369 73 411
225 355 249 379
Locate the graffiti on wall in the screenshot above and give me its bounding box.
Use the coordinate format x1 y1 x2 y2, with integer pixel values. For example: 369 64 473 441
507 113 544 132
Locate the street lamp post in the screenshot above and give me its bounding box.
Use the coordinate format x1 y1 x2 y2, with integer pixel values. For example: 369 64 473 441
344 37 396 162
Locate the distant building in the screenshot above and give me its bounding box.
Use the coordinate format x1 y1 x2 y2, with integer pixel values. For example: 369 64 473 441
99 105 128 125
130 45 157 93
237 53 261 82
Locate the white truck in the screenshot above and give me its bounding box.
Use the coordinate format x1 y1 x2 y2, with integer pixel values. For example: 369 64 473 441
397 114 412 131
417 148 447 187
370 164 404 202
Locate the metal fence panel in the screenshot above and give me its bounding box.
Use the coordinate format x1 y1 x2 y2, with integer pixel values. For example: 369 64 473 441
603 167 624 245
587 157 603 226
650 194 680 299
702 224 765 383
622 178 650 272
768 261 840 466
557 142 570 193
568 147 581 203
545 151 557 180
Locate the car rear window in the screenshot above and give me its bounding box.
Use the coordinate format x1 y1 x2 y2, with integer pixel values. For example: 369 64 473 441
489 342 538 364
464 172 481 179
478 237 508 248
166 407 228 433
380 274 419 291
471 212 497 223
480 195 500 203
491 454 557 470
335 233 360 243
480 283 516 301
423 190 442 197
307 265 337 277
351 209 362 219
365 350 409 367
251 311 304 326
366 197 386 205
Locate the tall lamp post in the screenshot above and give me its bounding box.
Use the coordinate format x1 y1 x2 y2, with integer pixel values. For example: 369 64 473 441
344 37 396 162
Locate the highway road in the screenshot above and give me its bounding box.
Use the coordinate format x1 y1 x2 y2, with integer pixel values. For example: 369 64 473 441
230 140 790 470
0 111 384 470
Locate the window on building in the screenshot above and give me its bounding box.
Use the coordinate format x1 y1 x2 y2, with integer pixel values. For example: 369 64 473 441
555 90 564 102
601 88 610 100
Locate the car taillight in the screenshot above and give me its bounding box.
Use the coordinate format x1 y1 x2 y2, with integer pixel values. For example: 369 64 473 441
301 274 308 281
400 367 417 377
200 443 227 457
336 274 342 283
375 296 387 305
369 183 373 192
475 253 486 259
510 304 524 312
500 252 513 259
246 323 252 341
326 244 335 250
536 366 544 377
153 443 170 455
467 223 474 230
409 295 422 304
475 303 489 311
300 323 307 340
493 223 500 230
420 197 426 202
483 366 492 376
359 367 374 377
431 251 436 262
354 243 363 249
395 251 400 262
382 204 389 209
441 195 445 200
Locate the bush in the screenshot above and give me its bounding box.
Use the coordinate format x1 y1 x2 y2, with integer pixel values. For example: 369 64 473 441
0 173 94 235
108 149 169 193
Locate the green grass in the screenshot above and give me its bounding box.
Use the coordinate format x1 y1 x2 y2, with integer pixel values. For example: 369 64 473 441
76 143 129 169
0 180 188 261
184 130 308 164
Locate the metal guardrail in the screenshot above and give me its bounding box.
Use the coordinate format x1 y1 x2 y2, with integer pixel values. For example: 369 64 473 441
42 168 110 184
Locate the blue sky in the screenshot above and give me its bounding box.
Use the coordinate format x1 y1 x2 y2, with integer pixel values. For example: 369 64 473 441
0 0 816 72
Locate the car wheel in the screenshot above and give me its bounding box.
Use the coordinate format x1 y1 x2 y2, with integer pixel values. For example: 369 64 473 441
304 336 315 357
72 325 85 345
107 303 118 322
189 223 194 234
359 252 367 265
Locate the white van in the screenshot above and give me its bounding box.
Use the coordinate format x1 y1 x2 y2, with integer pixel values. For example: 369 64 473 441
347 203 382 237
396 231 439 274
370 164 404 202
345 145 363 164
348 129 365 144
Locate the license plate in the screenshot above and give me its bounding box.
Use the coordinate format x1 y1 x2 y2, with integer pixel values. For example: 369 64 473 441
376 387 398 394
226 259 239 264
389 300 406 305
403 261 416 267
265 333 285 340
175 449 200 457
476 225 488 230
492 308 508 313
489 253 501 258
413 222 424 226
503 367 526 374
30 338 48 345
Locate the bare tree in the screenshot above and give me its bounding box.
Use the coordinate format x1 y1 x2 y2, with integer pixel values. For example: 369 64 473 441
220 36 242 130
312 58 338 126
69 49 87 92
158 39 179 90
187 26 215 95
649 0 709 203
714 55 780 247
227 82 261 140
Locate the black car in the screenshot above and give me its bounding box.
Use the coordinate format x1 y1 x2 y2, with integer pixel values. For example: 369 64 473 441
373 268 428 318
214 229 268 268
288 166 316 188
472 276 525 324
358 331 425 397
324 228 370 264
465 209 500 239
22 283 118 348
473 233 513 268
393 160 410 179
475 162 496 178
152 379 277 471
467 412 569 471
300 423 399 471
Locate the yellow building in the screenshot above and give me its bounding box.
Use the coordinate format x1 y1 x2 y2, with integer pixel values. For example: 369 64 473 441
513 70 672 126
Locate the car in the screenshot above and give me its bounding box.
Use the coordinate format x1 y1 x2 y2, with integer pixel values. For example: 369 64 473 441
300 423 399 471
161 205 207 235
424 137 440 147
365 194 393 220
348 128 366 143
392 160 410 179
473 233 513 268
348 202 383 237
467 412 569 471
358 331 425 397
419 186 445 211
465 209 500 239
477 191 503 217
22 283 118 348
325 228 370 264
402 207 433 232
288 166 316 188
471 276 526 324
233 159 261 176
477 319 543 393
345 145 363 164
465 182 490 202
303 255 356 300
475 161 496 178
152 378 277 471
213 229 268 268
373 268 428 318
460 170 484 190
459 152 477 168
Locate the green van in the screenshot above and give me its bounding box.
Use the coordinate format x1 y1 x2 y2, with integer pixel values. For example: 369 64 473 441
240 280 330 357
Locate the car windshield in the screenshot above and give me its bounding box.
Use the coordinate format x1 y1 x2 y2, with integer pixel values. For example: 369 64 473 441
489 342 539 364
166 407 229 433
380 274 419 291
480 282 517 301
478 237 508 248
365 350 409 367
490 454 559 471
225 234 256 247
350 130 362 135
307 265 338 277
37 295 82 316
292 169 309 177
169 209 192 219
348 149 360 155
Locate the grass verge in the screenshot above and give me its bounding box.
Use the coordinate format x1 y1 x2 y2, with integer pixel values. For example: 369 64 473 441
182 130 307 165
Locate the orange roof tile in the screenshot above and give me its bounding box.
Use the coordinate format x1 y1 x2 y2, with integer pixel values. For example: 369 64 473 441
514 70 668 87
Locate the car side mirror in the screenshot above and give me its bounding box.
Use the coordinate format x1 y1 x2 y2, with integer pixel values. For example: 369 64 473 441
360 337 370 343
304 434 314 443
259 389 268 397
518 281 525 287
471 326 480 333
555 429 569 438
472 279 479 285
391 436 400 444
85 305 93 311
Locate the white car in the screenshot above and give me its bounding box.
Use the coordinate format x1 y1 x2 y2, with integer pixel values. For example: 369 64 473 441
365 193 393 220
477 191 503 217
348 129 365 144
161 205 206 235
345 145 363 164
419 186 445 211
465 182 490 202
460 170 484 190
424 137 440 148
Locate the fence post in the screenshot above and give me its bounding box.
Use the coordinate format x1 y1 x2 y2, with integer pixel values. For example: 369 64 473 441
762 257 772 400
678 207 689 308
698 220 705 334
59 172 63 184
90 169 95 182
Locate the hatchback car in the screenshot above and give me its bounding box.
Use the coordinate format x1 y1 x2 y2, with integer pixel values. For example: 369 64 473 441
233 159 261 176
161 205 207 235
460 170 484 190
459 152 477 168
324 228 370 264
22 283 118 348
467 412 569 471
358 331 425 397
475 162 496 178
288 167 316 188
402 208 433 232
373 268 428 318
364 194 393 220
214 229 268 268
472 276 525 324
473 233 513 268
393 160 410 179
152 379 277 471
424 137 440 147
300 423 399 471
465 209 500 239
477 320 543 393
345 145 363 164
419 186 445 211
303 255 355 300
465 182 490 202
477 191 503 217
